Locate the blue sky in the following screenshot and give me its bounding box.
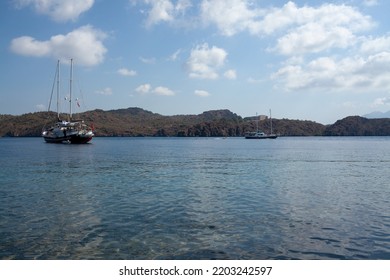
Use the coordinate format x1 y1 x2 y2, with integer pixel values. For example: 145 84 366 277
1 0 390 124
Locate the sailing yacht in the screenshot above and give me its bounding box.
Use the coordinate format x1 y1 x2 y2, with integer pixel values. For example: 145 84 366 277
245 110 277 139
42 59 94 144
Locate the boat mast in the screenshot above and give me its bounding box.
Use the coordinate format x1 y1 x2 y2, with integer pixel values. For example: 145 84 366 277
69 58 73 121
270 109 273 135
56 60 60 120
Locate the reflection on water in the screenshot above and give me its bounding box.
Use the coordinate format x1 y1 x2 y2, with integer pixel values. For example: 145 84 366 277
0 137 389 259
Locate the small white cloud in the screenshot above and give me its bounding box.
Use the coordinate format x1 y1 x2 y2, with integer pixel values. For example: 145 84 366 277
135 84 175 96
36 104 46 111
224 69 237 80
134 0 192 27
14 0 94 22
175 0 192 14
139 56 156 64
96 87 113 95
10 25 107 66
118 68 137 76
371 97 390 107
168 48 182 61
145 0 175 26
363 0 378 7
153 86 175 96
135 83 152 94
194 90 210 97
186 43 228 79
247 77 265 83
200 0 263 36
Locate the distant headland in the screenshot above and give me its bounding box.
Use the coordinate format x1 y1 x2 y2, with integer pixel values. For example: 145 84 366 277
1 107 389 137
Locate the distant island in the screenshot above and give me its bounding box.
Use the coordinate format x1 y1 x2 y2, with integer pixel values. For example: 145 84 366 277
1 107 389 137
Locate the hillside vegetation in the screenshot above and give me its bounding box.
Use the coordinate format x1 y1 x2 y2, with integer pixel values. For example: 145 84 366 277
1 108 389 137
324 116 390 136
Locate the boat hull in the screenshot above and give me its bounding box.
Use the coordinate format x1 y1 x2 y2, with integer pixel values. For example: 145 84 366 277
43 136 71 143
42 128 93 144
69 135 93 144
43 136 92 144
43 135 93 144
245 134 278 139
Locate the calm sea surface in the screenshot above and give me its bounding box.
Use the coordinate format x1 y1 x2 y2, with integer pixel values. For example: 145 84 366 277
0 137 389 260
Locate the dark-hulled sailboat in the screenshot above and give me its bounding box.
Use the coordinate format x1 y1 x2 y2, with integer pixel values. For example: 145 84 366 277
42 59 94 144
245 110 277 139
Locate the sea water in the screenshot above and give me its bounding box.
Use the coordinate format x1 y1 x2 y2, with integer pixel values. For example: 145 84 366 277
0 137 389 259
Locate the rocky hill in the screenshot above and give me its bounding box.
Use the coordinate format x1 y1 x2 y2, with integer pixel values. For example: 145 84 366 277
324 116 390 136
1 108 389 137
0 112 52 137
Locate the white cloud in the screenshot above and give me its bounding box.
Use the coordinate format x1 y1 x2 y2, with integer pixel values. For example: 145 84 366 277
274 23 356 56
186 43 228 79
200 0 263 36
247 77 263 83
139 56 156 64
135 83 152 94
135 0 192 27
360 35 390 54
153 86 175 96
96 87 113 95
224 69 237 80
256 1 298 35
135 1 375 59
168 48 182 61
371 97 390 107
268 2 374 56
194 90 210 97
10 36 51 57
118 68 137 76
263 2 373 35
363 0 378 7
135 84 174 96
36 104 46 111
175 0 191 14
264 3 389 93
145 0 174 26
272 52 390 91
10 25 107 66
199 0 374 49
14 0 94 22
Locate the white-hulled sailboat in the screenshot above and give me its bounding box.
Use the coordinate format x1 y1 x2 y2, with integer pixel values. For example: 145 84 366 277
42 59 94 144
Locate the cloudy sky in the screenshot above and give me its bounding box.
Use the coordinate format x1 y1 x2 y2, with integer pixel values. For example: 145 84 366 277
1 0 390 123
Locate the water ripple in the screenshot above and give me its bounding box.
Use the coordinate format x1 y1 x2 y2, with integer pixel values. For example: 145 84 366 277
1 137 389 259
